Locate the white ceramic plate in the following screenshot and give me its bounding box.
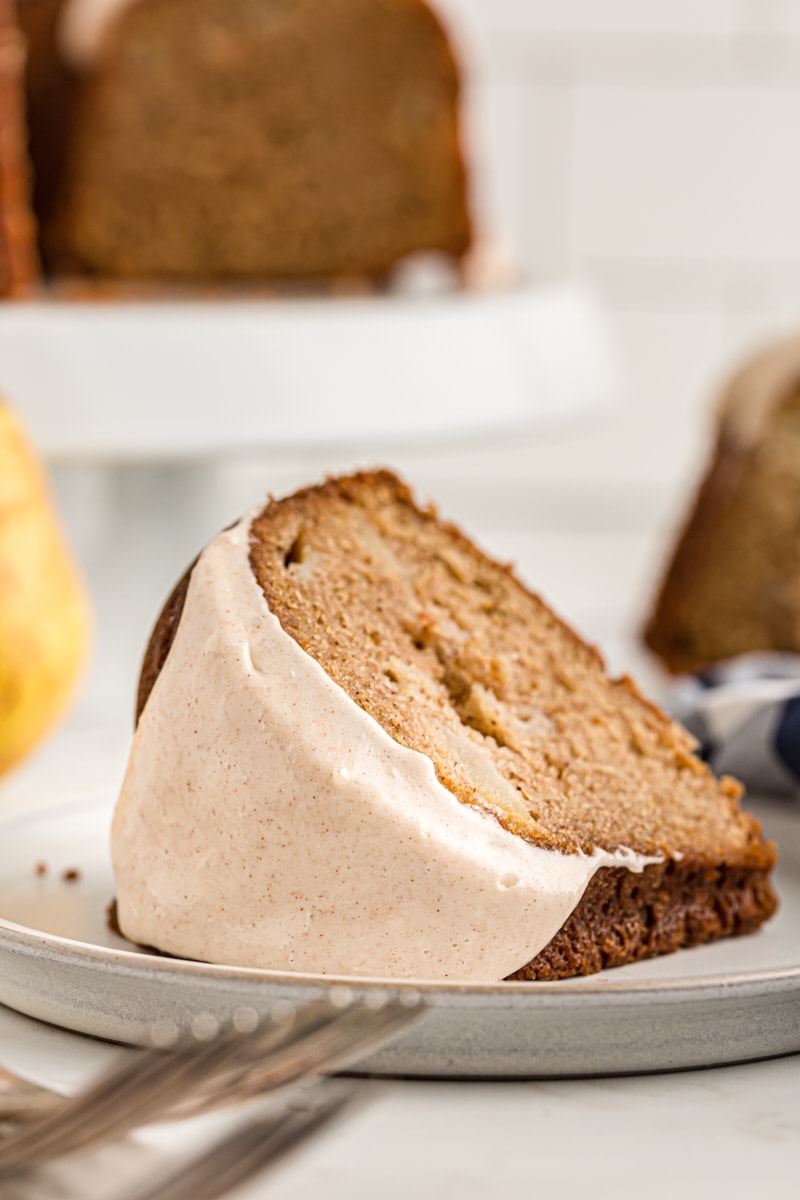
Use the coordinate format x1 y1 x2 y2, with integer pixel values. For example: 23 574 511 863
0 280 615 461
0 793 797 1079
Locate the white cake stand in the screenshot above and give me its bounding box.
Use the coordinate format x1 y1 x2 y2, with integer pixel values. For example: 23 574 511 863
0 278 616 461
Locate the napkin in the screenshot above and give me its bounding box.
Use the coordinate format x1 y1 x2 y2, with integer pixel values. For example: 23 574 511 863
666 654 800 797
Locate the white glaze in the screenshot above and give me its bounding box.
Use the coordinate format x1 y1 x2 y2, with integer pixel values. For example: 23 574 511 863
111 513 659 981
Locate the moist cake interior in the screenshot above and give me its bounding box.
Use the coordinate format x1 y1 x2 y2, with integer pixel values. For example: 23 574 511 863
245 472 756 863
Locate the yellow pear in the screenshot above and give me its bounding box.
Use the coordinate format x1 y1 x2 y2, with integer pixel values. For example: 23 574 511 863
0 399 90 777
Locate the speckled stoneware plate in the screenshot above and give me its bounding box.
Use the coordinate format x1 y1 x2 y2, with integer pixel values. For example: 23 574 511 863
0 793 798 1079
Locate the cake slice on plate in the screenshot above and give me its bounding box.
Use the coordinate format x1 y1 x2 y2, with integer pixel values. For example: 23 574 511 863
113 471 776 980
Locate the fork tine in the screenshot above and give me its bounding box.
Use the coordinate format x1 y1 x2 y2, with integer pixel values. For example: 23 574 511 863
0 1084 61 1123
169 1001 417 1122
200 1001 419 1113
0 1066 62 1122
0 996 421 1177
127 1082 358 1200
0 1031 252 1173
0 1001 325 1170
167 996 369 1119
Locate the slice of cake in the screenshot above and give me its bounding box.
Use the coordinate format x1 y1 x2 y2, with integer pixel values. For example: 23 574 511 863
0 0 38 295
113 471 777 981
24 0 471 281
645 333 800 674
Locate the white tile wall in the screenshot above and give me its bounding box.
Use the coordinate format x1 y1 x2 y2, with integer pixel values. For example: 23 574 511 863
572 86 800 262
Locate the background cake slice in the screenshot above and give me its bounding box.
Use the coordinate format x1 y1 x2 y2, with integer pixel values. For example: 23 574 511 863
114 471 776 981
23 0 471 281
645 334 800 674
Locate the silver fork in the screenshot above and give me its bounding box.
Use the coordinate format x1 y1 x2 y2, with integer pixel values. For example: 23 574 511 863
121 1078 360 1200
0 990 422 1178
0 1067 62 1123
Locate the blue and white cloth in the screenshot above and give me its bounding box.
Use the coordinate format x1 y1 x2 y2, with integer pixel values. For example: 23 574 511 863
666 654 800 797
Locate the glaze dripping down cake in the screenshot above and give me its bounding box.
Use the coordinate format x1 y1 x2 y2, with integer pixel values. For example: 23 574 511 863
112 472 777 981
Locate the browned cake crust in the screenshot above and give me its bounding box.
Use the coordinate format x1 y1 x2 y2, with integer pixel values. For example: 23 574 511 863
137 471 777 980
30 0 471 281
645 341 800 673
513 855 774 979
0 0 38 294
